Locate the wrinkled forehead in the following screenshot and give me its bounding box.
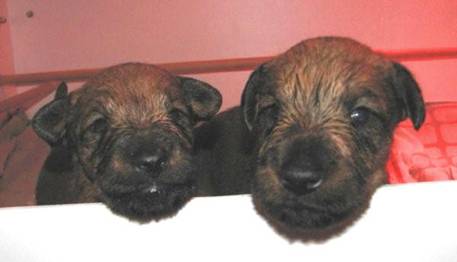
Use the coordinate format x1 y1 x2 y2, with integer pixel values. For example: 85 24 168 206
87 63 180 97
73 64 183 127
267 39 392 105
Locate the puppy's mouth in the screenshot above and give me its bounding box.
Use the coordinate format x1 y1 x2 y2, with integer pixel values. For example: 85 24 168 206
141 183 160 194
101 181 196 222
263 197 353 226
252 170 369 241
253 192 363 242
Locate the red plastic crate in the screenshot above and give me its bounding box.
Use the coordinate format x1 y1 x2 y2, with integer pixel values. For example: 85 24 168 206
387 102 457 183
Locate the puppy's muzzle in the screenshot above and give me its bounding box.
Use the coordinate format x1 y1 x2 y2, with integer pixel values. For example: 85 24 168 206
281 168 323 194
132 146 168 178
278 137 335 195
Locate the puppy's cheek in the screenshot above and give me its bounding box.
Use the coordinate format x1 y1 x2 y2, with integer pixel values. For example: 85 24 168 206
76 131 108 171
253 166 283 201
365 169 387 193
355 131 392 175
320 166 384 218
258 145 280 170
356 118 392 154
106 154 126 173
99 154 135 183
77 144 100 176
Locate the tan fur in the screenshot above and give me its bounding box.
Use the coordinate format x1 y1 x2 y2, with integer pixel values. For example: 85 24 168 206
244 37 420 242
75 63 180 130
260 38 394 180
255 166 283 199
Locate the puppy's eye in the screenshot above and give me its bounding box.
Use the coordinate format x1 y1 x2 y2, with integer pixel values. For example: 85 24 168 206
169 109 192 130
258 104 277 117
169 109 188 120
257 104 279 135
86 117 108 134
350 107 371 127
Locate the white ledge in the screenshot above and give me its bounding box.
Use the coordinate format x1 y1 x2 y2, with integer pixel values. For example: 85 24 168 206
1 181 457 262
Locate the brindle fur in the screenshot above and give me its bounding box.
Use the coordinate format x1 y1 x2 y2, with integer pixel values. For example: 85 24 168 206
33 63 222 222
195 37 425 241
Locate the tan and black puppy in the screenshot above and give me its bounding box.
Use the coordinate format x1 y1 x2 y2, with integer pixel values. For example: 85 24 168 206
195 37 425 241
33 63 222 222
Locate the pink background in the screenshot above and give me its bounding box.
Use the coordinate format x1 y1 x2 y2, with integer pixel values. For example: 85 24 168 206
0 0 16 97
1 0 457 109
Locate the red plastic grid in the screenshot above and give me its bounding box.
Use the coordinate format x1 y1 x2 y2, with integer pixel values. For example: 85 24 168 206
387 102 457 183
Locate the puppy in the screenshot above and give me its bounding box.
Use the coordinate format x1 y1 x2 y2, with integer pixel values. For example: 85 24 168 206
33 63 222 222
195 37 425 241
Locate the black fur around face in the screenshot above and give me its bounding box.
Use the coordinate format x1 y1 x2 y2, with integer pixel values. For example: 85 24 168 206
33 63 222 222
76 118 197 222
241 37 425 242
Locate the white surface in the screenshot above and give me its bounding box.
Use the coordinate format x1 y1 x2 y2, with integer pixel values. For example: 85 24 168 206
1 182 457 262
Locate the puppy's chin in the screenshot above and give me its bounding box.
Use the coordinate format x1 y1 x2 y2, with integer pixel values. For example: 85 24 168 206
101 181 196 222
252 175 374 243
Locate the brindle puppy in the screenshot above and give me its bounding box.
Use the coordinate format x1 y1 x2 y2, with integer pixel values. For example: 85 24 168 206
195 37 425 241
33 63 222 222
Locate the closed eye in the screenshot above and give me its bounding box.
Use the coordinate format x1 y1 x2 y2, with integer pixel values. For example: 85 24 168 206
169 108 192 131
256 96 278 118
84 114 109 134
258 103 278 115
80 114 109 145
256 103 279 135
87 118 108 133
169 108 189 119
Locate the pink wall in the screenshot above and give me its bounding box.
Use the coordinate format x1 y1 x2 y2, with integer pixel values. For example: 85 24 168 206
5 0 457 109
0 0 16 99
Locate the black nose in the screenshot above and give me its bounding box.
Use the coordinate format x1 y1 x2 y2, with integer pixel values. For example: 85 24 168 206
135 151 167 174
280 168 323 195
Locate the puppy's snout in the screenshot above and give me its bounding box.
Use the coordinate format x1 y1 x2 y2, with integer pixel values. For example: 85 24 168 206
133 148 168 175
137 153 166 172
279 137 334 194
281 168 323 194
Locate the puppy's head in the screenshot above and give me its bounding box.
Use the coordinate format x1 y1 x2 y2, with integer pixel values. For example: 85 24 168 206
33 63 222 221
242 37 425 241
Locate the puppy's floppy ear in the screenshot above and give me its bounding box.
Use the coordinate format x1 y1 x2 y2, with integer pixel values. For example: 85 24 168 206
391 62 426 130
32 82 70 145
241 64 267 131
180 77 222 122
